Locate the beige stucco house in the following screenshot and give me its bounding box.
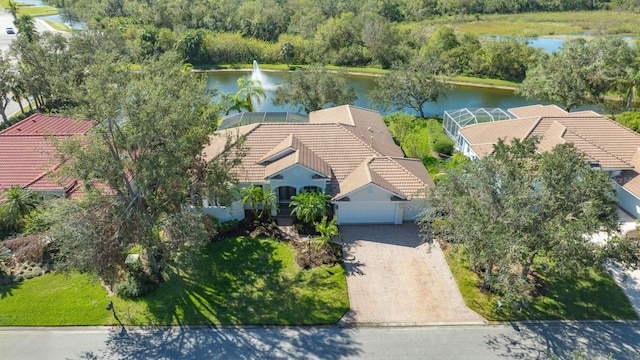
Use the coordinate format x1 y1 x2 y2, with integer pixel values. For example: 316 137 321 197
201 105 435 224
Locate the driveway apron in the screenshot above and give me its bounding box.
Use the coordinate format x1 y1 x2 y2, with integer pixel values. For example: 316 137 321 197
339 223 484 325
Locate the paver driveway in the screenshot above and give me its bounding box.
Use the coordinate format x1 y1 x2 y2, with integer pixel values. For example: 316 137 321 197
339 223 484 325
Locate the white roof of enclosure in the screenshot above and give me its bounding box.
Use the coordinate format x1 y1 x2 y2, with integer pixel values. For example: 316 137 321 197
219 112 308 130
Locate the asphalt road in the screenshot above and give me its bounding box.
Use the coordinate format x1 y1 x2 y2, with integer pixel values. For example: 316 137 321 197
1 321 639 360
0 11 61 119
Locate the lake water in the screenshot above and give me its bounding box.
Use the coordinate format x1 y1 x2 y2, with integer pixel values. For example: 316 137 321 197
206 71 603 117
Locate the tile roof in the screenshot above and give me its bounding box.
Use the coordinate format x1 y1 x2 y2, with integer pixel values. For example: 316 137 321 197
459 116 541 157
507 104 568 118
0 114 94 198
206 106 433 200
310 105 404 158
0 114 94 136
458 104 640 199
460 106 640 170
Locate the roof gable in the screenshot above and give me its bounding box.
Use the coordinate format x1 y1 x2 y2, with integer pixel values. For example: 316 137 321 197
459 105 640 170
0 114 95 198
206 106 435 200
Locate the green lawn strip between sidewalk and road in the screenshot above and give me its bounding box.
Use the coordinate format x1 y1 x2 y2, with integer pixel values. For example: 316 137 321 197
0 236 349 326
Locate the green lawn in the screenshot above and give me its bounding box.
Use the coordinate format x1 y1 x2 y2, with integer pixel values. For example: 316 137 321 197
42 19 70 32
399 10 640 37
452 76 518 89
0 236 349 326
445 245 638 321
0 1 58 17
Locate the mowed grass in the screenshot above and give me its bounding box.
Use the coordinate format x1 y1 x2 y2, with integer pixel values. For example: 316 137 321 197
0 1 58 17
0 273 113 325
43 19 70 32
444 245 638 321
0 236 349 326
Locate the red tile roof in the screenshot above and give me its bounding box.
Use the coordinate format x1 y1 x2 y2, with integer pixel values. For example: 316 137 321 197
0 114 94 136
0 114 94 198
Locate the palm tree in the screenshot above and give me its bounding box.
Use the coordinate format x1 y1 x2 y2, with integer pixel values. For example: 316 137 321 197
240 185 264 216
289 190 331 224
259 189 278 219
233 76 266 112
9 75 25 114
280 42 294 68
314 216 342 249
14 14 37 43
8 0 19 21
620 67 640 111
0 186 39 232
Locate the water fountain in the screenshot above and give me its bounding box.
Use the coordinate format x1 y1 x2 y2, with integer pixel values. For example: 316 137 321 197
251 60 276 90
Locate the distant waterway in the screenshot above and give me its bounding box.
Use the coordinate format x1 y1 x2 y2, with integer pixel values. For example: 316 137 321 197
206 71 604 117
484 35 636 53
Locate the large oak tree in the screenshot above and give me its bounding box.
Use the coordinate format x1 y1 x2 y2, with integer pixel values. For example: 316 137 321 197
421 137 639 307
272 66 357 113
369 57 449 118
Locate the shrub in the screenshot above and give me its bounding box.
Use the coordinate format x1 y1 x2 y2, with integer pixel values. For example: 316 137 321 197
432 139 454 156
614 111 640 132
216 220 239 235
113 272 152 299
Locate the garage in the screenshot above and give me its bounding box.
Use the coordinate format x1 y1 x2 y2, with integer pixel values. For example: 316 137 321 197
335 201 399 224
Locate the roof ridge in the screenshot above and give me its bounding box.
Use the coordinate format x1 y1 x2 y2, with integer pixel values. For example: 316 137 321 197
364 157 374 182
24 163 62 189
337 123 382 156
366 161 406 198
522 116 543 139
0 133 77 137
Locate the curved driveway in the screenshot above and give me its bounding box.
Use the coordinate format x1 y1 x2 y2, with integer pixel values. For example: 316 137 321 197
339 223 484 325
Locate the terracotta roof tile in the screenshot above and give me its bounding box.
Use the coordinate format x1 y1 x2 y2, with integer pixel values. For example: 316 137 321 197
207 107 434 200
460 106 640 170
0 114 93 136
309 105 404 157
0 114 95 197
614 170 640 199
459 117 540 152
507 104 567 118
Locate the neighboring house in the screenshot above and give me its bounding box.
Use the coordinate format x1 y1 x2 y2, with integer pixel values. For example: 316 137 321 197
0 114 94 201
202 105 435 224
444 104 640 218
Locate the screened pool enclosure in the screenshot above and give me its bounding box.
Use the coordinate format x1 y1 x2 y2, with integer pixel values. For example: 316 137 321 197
443 108 515 151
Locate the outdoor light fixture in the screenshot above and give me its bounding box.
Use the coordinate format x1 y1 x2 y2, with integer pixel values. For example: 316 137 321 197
106 301 126 334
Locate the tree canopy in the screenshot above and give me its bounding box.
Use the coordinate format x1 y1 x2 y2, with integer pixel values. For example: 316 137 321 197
272 66 357 113
47 51 238 295
517 37 638 112
369 57 449 118
421 137 639 308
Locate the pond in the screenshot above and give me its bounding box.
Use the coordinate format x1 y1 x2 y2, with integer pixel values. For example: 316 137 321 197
206 70 604 117
484 35 637 53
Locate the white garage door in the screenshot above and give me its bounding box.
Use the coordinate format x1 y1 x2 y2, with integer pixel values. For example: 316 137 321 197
336 202 397 224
